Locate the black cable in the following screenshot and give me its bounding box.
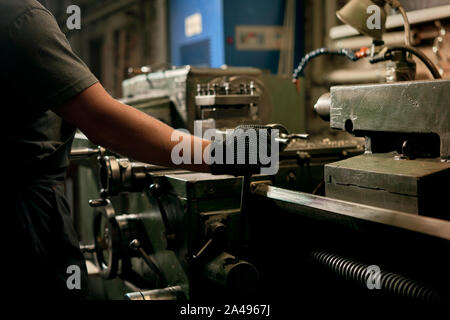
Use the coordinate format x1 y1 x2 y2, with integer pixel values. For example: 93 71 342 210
374 45 442 79
292 48 360 81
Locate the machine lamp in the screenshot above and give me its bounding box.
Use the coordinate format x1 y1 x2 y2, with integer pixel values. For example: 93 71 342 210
336 0 387 40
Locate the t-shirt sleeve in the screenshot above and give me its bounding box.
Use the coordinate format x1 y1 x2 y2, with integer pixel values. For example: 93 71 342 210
8 7 98 110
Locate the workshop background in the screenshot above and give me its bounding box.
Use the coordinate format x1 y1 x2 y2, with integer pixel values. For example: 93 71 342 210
38 0 450 136
35 0 450 302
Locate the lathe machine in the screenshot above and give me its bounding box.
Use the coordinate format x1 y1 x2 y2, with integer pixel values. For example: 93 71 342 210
68 64 449 304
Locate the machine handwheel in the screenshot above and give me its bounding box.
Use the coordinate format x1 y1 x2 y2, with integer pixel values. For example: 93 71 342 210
93 199 120 280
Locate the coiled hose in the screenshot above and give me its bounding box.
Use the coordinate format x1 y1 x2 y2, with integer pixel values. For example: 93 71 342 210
310 251 447 303
292 48 364 82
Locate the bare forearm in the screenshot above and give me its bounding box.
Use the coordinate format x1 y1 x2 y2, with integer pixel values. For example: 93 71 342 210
56 83 211 172
93 102 211 172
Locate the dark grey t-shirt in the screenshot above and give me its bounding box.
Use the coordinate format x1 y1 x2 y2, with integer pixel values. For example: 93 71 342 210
0 0 98 182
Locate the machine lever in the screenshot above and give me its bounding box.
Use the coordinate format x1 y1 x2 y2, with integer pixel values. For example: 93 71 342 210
70 146 105 160
192 239 214 260
89 189 110 208
191 221 228 261
129 239 166 287
238 174 252 258
89 198 108 207
80 244 96 253
147 183 176 249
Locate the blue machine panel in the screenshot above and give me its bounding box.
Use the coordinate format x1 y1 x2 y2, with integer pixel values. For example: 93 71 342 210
180 39 211 66
169 0 304 74
169 0 225 68
223 0 285 74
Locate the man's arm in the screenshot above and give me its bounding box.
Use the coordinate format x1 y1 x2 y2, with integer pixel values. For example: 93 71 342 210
54 82 212 173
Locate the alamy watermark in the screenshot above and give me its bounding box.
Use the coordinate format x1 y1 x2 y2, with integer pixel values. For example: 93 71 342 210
367 5 382 31
366 265 382 290
171 125 280 175
66 264 81 290
66 5 81 30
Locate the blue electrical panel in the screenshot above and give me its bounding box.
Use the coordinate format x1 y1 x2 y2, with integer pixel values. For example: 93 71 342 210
169 0 225 69
169 0 304 74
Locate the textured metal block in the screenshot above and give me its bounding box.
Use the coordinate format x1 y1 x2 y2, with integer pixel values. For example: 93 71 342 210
325 154 450 218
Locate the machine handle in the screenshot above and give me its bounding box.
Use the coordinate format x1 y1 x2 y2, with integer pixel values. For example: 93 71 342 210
89 198 108 207
129 239 166 287
80 244 96 253
70 146 105 159
191 221 228 261
147 183 177 249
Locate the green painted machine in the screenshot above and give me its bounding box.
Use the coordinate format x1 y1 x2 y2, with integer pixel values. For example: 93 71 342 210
68 65 449 303
72 143 266 300
68 67 364 300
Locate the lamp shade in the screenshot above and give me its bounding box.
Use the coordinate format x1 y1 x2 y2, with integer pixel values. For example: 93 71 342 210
336 0 387 40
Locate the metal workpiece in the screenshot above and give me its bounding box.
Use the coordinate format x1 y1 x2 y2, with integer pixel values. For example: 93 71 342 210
329 79 450 158
251 184 450 242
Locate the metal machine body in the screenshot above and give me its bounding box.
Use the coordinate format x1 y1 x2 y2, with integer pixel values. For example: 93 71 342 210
121 66 273 132
121 66 309 134
71 143 267 300
69 65 363 300
67 63 449 303
250 184 450 303
276 137 364 193
329 80 449 158
326 154 449 217
194 78 268 130
316 79 450 218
